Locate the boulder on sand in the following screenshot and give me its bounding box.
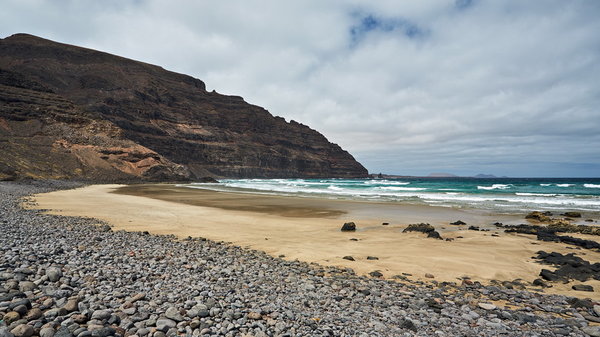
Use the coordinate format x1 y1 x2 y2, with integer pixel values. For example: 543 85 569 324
341 222 356 232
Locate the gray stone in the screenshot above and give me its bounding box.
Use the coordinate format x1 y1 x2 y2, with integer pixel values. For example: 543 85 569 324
90 310 111 321
90 327 114 337
582 326 600 337
156 318 176 332
0 327 14 337
478 303 497 311
164 307 183 322
18 282 36 292
185 309 198 318
39 327 55 337
46 267 63 282
54 327 73 337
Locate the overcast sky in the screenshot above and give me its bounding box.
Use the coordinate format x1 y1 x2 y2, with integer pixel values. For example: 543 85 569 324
2 0 599 177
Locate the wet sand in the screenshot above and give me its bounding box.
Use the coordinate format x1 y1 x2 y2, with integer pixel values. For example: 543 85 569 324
30 183 600 300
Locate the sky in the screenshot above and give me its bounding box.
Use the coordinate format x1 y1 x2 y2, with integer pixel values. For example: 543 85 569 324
2 0 600 177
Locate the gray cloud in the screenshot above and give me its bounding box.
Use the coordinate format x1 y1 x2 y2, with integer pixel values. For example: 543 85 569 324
2 0 599 177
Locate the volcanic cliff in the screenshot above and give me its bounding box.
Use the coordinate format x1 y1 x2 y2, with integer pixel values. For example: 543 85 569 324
0 34 367 181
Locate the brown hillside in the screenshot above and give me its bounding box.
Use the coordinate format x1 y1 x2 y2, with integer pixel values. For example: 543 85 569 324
0 34 367 181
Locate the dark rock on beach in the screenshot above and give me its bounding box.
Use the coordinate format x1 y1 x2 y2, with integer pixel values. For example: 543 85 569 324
403 223 443 240
526 211 552 222
450 220 466 225
341 222 356 232
427 231 442 240
572 284 594 292
535 251 600 282
504 223 600 250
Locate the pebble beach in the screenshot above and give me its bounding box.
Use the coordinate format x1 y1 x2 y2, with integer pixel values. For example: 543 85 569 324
2 181 600 337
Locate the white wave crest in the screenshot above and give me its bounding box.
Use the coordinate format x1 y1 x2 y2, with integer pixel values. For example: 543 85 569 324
379 186 427 191
516 193 558 197
556 184 574 187
477 184 511 190
585 184 600 188
364 180 410 185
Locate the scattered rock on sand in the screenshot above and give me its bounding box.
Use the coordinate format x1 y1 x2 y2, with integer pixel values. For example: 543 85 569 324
341 222 356 232
572 284 594 292
450 220 466 225
425 273 435 279
366 256 379 260
342 256 355 261
403 223 443 240
525 211 552 222
369 270 383 278
427 231 442 240
382 222 389 226
535 251 600 282
562 212 581 218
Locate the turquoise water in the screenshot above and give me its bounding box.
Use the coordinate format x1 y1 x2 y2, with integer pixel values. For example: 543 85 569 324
182 178 600 213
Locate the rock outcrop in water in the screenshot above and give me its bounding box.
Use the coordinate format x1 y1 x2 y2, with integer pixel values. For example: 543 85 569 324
0 33 368 181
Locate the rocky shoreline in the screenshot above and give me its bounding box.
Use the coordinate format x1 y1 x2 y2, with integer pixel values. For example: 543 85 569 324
1 181 599 336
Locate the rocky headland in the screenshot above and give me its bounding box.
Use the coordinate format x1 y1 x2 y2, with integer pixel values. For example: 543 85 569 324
0 33 367 181
3 181 600 337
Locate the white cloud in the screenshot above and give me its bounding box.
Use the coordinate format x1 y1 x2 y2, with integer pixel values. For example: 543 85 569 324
1 0 599 176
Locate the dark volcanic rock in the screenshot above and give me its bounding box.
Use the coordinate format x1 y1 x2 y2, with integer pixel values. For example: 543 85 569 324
0 34 367 180
535 251 600 282
427 231 443 240
341 222 356 232
403 223 442 240
526 211 551 222
402 223 434 234
572 284 594 292
450 220 466 225
504 224 600 250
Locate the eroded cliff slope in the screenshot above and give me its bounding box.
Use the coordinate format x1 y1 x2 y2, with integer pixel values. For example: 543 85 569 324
0 34 367 181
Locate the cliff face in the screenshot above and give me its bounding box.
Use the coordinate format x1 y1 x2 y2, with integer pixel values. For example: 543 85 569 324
0 34 368 181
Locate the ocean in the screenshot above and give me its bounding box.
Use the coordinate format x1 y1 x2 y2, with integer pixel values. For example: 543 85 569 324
182 177 600 214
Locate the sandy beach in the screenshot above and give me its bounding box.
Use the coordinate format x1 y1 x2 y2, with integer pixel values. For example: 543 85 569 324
30 183 600 300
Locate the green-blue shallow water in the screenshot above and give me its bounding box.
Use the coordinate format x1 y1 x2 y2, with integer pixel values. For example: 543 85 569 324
182 178 600 214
